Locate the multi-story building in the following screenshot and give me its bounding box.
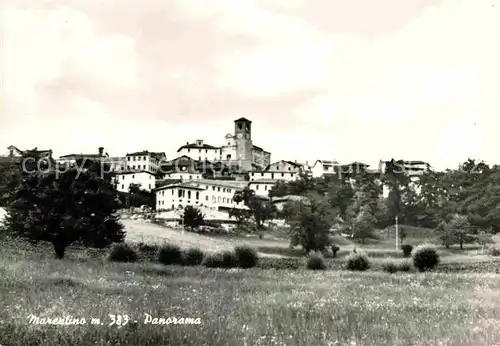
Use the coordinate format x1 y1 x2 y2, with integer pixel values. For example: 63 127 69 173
115 170 157 193
125 151 166 173
176 140 220 162
311 160 340 178
248 170 299 182
248 179 277 198
101 156 127 172
154 179 248 211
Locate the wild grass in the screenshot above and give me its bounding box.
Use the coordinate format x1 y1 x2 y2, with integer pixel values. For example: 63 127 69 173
2 238 500 345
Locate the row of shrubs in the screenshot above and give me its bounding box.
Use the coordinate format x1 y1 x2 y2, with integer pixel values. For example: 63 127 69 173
306 244 440 273
108 242 259 269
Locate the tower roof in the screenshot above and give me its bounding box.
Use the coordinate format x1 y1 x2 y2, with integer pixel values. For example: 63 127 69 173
234 117 252 123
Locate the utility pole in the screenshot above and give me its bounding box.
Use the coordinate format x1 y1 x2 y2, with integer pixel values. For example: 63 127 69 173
395 216 399 250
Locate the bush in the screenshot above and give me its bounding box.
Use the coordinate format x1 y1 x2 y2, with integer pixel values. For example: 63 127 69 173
221 250 239 268
345 251 371 271
183 206 205 229
382 259 398 274
234 246 259 268
306 251 327 270
202 250 239 268
398 259 412 272
401 244 413 258
412 244 439 272
136 242 158 260
489 247 500 257
158 243 183 265
108 243 138 262
182 248 205 266
331 245 340 258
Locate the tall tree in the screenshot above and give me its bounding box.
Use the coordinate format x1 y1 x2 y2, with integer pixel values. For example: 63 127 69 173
285 194 334 252
5 152 125 258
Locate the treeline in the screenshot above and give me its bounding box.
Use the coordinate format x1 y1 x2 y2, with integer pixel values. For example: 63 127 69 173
257 159 500 251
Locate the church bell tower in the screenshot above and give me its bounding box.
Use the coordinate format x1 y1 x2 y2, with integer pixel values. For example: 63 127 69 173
234 117 253 171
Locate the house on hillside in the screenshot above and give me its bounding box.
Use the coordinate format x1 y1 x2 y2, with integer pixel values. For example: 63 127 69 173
177 140 220 162
115 170 158 193
311 160 340 178
271 195 308 211
125 150 166 173
57 147 108 166
247 179 278 197
1 146 55 167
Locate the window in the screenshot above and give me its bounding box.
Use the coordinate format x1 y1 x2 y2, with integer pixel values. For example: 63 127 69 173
127 157 130 161
205 149 208 153
256 185 259 190
132 175 135 179
162 191 164 196
212 186 215 191
121 184 124 189
178 190 182 198
205 196 208 201
199 149 201 153
271 173 274 179
133 157 136 161
226 154 231 160
188 191 191 199
149 184 151 189
188 149 190 153
143 156 146 161
143 165 146 169
127 165 130 169
281 173 284 177
261 172 264 176
189 175 192 180
217 187 220 192
228 189 231 193
122 175 125 180
132 165 135 169
265 185 267 190
172 190 174 195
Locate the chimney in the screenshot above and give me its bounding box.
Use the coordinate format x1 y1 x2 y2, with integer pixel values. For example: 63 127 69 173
295 160 297 163
186 142 189 145
98 147 104 156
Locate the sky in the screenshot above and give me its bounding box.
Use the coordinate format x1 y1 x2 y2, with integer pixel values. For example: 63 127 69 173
1 0 499 171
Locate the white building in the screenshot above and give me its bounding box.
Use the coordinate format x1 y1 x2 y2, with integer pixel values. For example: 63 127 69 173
154 179 248 211
248 179 277 198
311 160 340 178
115 171 157 193
163 172 203 181
249 171 298 182
101 157 127 172
177 140 220 162
126 151 166 173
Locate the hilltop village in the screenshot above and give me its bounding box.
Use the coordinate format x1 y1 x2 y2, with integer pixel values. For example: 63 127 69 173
1 117 429 215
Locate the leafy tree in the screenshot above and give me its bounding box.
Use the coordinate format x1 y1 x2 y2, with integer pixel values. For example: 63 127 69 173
182 205 205 229
351 205 377 244
233 187 277 229
122 183 155 209
285 194 334 252
5 153 125 258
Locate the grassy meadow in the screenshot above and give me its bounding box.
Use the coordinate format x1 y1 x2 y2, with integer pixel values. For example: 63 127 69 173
1 231 500 346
